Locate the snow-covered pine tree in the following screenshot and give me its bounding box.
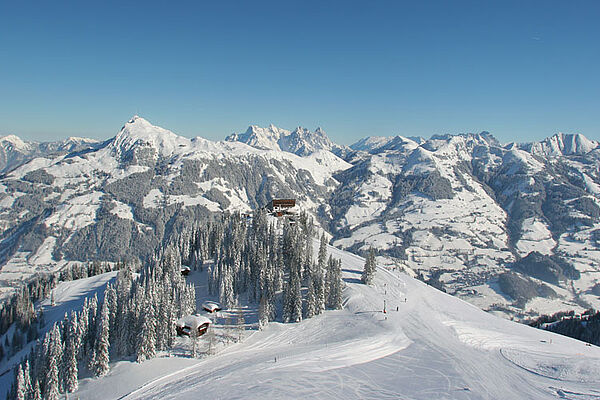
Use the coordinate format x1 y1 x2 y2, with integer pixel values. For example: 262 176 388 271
86 294 99 371
63 311 79 393
15 364 26 400
105 283 117 345
326 257 343 310
31 380 41 400
316 234 328 314
136 299 156 363
305 275 317 319
93 298 110 377
219 264 235 308
287 268 303 323
44 325 62 400
22 360 32 399
361 248 377 285
258 295 270 329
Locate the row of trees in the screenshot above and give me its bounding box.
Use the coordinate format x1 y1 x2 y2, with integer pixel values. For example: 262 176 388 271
8 251 195 400
529 308 600 346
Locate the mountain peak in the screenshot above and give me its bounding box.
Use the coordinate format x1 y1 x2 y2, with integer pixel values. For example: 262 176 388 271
521 132 598 156
0 134 30 150
111 116 189 164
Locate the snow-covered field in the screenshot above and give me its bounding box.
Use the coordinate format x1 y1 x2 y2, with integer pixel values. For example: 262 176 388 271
66 244 600 399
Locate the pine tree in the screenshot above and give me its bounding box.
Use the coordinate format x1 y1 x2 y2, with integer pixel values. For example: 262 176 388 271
305 276 317 319
44 325 61 400
15 364 26 400
326 258 343 310
93 299 110 377
22 360 32 399
63 312 79 393
32 380 41 400
361 248 376 285
136 301 156 363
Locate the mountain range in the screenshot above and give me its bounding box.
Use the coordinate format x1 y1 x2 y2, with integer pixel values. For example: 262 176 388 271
1 116 599 320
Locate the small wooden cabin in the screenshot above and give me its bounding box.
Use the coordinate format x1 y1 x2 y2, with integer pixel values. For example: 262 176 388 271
175 315 211 337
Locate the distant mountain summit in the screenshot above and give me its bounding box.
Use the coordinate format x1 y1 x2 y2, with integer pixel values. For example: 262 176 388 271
0 134 99 173
519 132 598 156
226 124 343 156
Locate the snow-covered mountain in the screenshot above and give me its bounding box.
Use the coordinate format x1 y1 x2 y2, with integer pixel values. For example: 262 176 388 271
0 116 350 302
335 131 600 319
0 134 100 173
226 124 345 156
0 117 599 321
518 132 599 157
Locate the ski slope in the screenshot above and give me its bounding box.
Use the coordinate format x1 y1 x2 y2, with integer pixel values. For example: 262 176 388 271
73 244 600 399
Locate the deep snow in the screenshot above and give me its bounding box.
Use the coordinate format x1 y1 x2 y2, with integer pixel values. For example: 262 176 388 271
67 243 600 400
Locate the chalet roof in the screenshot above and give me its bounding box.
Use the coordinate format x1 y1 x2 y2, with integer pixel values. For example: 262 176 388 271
176 314 212 329
202 301 221 312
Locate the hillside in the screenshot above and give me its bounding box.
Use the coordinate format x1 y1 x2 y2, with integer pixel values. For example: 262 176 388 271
62 243 600 399
0 117 599 321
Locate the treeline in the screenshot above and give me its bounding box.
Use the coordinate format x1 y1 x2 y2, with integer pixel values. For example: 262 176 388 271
528 308 600 346
173 209 343 325
7 252 195 400
0 261 120 363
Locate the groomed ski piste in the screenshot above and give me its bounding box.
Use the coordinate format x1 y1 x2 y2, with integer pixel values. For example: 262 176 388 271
38 244 600 399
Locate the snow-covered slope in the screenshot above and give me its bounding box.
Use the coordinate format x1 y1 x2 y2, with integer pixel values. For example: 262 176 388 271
71 243 600 400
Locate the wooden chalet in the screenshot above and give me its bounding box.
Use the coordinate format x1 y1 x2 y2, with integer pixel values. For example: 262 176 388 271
175 314 212 337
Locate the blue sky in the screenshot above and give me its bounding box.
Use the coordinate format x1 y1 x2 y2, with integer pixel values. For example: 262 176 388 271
0 1 598 144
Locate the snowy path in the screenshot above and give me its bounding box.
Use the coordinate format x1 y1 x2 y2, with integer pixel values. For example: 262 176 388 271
79 244 600 399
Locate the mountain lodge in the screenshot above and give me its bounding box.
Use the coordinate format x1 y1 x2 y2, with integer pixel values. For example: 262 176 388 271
265 198 296 217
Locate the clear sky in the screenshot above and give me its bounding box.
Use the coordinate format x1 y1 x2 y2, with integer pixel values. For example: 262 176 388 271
0 1 598 144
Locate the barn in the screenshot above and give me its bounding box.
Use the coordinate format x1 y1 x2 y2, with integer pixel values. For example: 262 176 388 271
175 314 212 337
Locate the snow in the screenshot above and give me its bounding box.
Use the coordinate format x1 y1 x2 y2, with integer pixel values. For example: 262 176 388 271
110 200 134 220
111 116 192 159
516 217 556 256
526 132 598 157
0 134 31 151
176 315 212 330
0 271 118 386
44 191 103 231
142 188 221 211
71 243 600 400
